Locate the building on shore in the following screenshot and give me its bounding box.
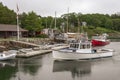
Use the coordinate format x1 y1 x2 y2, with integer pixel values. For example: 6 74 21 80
0 24 28 38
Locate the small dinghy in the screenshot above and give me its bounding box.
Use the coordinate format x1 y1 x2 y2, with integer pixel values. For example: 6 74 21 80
0 50 17 60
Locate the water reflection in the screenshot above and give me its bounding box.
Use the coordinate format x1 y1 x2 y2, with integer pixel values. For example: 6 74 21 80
0 60 16 68
16 56 43 77
6 56 43 80
18 56 43 75
53 60 91 78
0 42 119 80
0 60 17 80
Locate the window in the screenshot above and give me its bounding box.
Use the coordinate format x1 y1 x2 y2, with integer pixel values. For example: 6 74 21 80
75 44 79 48
87 44 90 48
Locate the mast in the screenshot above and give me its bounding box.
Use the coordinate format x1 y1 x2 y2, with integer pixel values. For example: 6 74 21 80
77 18 80 33
16 4 20 41
55 11 56 29
45 18 47 28
67 7 69 33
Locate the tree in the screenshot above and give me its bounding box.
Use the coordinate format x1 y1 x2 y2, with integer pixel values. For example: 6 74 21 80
21 11 43 31
112 19 120 31
19 12 27 28
0 2 16 24
41 16 54 28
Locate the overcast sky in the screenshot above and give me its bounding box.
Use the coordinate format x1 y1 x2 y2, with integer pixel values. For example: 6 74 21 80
0 0 120 17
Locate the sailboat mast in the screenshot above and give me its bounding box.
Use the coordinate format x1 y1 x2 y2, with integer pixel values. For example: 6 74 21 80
16 4 20 41
77 18 80 33
67 7 69 33
55 11 56 29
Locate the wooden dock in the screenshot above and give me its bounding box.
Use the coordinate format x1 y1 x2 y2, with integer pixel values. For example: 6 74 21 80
16 49 52 58
10 40 39 47
51 45 69 50
0 40 69 58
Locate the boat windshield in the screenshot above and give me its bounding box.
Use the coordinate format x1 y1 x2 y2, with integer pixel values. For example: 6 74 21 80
70 42 91 49
80 43 91 49
70 43 79 49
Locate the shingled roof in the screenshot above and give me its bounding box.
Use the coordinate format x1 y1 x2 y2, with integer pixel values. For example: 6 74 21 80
0 24 28 31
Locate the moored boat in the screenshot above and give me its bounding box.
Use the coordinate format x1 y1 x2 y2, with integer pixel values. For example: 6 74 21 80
52 33 114 60
0 50 17 60
91 39 110 46
91 33 110 46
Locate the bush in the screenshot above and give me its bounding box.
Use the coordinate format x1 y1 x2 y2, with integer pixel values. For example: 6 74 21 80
36 34 49 38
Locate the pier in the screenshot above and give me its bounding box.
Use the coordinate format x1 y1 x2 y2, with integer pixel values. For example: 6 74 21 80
0 38 68 58
10 40 40 48
17 49 52 58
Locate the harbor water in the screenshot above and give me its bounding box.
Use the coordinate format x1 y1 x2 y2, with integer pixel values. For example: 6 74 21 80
0 42 120 80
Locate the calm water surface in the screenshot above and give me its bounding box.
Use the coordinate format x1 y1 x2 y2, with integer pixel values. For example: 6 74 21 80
0 42 120 80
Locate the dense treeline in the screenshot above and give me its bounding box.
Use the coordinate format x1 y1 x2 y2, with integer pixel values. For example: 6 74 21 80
0 3 16 24
0 2 120 33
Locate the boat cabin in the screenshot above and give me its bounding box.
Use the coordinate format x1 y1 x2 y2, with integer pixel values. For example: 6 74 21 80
69 41 92 50
68 41 92 53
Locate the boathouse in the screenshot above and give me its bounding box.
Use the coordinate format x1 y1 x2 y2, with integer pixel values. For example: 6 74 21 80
0 24 28 38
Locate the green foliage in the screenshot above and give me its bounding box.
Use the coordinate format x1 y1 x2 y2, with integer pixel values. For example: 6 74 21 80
20 11 43 32
80 14 111 28
82 26 119 38
0 2 120 36
111 14 120 19
36 34 48 38
112 19 120 31
0 2 16 24
41 16 54 28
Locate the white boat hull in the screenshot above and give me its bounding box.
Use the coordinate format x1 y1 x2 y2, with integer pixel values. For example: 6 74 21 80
0 53 16 60
52 50 113 60
0 50 17 60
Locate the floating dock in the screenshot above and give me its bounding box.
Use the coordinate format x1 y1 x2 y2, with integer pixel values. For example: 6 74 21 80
16 44 68 58
51 45 69 50
16 49 52 58
10 40 40 47
0 40 69 58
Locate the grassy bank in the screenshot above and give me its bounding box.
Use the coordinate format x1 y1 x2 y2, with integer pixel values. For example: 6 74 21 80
82 26 120 39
